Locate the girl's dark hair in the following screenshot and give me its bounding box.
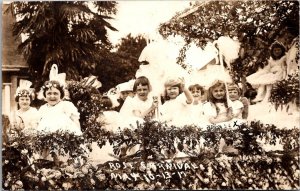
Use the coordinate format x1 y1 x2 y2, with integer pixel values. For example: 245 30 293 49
188 84 205 95
163 84 183 101
207 81 229 115
270 42 286 60
15 89 33 102
133 76 151 92
42 80 65 99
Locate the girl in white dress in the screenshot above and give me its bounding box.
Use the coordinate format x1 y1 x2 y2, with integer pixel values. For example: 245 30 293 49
120 76 159 126
227 83 245 119
10 80 39 135
187 84 206 126
119 76 159 156
37 80 82 135
203 80 239 153
160 77 193 127
202 80 234 126
246 41 287 102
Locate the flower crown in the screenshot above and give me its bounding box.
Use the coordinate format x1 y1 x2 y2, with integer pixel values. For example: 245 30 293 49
16 89 31 97
41 81 62 91
15 79 33 98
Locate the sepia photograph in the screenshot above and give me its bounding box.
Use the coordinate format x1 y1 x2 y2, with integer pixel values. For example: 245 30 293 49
1 0 299 190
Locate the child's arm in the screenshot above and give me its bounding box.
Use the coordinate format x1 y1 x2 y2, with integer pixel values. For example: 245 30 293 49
141 98 159 119
240 97 249 119
208 111 233 124
204 103 233 124
180 78 193 104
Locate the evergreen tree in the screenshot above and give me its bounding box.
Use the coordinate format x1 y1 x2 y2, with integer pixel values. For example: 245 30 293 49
9 1 118 87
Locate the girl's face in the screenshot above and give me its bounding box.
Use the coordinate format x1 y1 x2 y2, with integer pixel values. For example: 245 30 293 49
121 91 134 100
136 84 150 101
167 86 180 100
190 87 202 100
228 89 239 101
18 96 31 110
273 47 283 58
45 87 61 106
212 86 225 100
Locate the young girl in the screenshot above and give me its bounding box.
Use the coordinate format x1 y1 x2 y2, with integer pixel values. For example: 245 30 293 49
160 77 193 127
202 80 234 125
246 41 287 102
37 80 82 135
120 76 158 124
227 83 245 119
203 81 241 154
187 84 206 125
10 80 39 134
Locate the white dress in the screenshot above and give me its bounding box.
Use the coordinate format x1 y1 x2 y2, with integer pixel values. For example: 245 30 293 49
202 102 244 128
37 101 82 135
11 107 39 135
119 95 156 128
231 100 244 119
159 94 191 127
15 107 39 129
246 56 286 85
97 111 122 133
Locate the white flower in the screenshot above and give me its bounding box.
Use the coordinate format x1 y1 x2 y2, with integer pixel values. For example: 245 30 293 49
97 174 106 181
54 171 62 179
91 179 95 185
62 182 72 189
203 178 209 184
4 160 9 164
81 166 89 174
11 142 19 147
15 180 23 187
21 149 28 155
199 164 205 170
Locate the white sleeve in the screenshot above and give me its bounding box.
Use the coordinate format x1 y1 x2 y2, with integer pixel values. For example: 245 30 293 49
63 101 80 119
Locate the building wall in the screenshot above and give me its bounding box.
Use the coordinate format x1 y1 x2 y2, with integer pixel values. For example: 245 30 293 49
2 4 29 115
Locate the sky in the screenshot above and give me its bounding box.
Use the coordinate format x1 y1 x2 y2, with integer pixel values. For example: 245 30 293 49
2 0 192 44
107 1 192 45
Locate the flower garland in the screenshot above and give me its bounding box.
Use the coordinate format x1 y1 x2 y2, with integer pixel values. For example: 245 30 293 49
270 73 300 110
2 119 300 190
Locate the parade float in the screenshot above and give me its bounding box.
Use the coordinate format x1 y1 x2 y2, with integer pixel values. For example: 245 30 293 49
2 0 299 190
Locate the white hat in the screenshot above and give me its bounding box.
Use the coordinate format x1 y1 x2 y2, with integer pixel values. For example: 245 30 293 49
117 80 134 92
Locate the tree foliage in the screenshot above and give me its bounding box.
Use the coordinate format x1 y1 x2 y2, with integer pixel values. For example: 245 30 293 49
159 0 299 81
96 34 147 92
9 1 118 87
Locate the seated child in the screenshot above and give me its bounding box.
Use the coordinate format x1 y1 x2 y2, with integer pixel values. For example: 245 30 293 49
228 83 250 119
10 80 39 135
120 76 159 125
160 77 193 127
37 80 82 135
187 84 206 125
115 80 134 112
203 80 234 125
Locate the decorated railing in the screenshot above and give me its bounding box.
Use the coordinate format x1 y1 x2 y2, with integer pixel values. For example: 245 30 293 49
2 119 299 190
